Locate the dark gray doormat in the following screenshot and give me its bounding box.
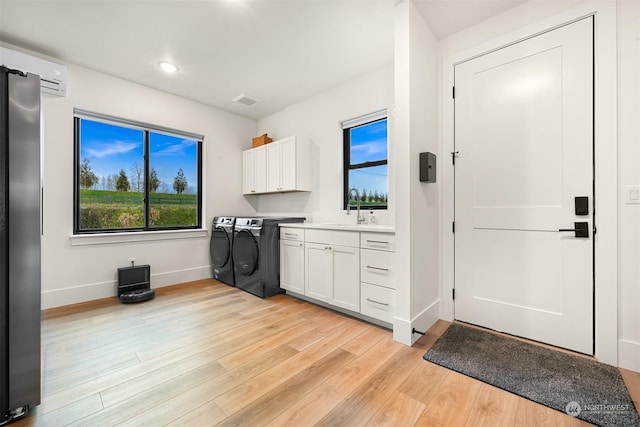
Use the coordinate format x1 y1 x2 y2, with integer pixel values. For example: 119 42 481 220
423 323 640 426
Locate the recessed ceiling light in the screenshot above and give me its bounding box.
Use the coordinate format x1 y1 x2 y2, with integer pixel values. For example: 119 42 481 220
158 61 178 73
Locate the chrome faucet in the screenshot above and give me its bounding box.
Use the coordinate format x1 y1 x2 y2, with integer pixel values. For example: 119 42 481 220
347 188 365 224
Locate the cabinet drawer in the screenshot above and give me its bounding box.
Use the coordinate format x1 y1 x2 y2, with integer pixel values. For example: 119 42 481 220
305 229 359 247
360 232 395 251
361 249 395 289
360 283 395 324
280 227 304 242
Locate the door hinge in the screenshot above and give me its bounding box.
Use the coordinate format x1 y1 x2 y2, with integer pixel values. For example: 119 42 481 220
452 86 455 99
452 221 455 233
452 288 455 300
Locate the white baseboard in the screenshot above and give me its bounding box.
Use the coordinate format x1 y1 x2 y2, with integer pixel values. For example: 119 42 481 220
619 338 640 373
393 299 440 346
42 265 211 309
411 299 441 344
393 317 412 345
42 279 115 309
151 266 211 288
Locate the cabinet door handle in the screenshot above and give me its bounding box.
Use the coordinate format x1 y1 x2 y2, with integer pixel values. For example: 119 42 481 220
285 242 303 248
366 265 389 272
324 246 332 250
366 298 389 306
366 240 389 245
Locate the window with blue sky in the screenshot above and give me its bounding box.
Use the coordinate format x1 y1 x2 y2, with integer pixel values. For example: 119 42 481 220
74 111 202 233
344 116 388 209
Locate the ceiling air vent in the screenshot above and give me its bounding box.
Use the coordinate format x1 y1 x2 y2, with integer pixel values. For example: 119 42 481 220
232 93 260 106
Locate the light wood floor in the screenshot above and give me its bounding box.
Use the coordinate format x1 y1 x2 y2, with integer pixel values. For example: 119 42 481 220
12 279 639 426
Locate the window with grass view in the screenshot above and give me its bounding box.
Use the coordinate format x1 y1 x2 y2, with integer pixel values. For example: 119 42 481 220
343 112 388 209
74 110 202 233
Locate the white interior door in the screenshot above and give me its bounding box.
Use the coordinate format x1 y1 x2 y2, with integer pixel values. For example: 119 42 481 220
454 17 594 354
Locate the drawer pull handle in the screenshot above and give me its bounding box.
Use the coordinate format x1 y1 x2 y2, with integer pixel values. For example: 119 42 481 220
324 246 332 250
366 240 389 245
284 233 298 237
366 265 389 272
366 298 389 306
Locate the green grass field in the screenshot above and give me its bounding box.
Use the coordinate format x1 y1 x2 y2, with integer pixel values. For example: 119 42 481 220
79 189 197 229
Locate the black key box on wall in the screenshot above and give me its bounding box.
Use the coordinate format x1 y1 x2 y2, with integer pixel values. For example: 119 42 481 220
420 152 436 183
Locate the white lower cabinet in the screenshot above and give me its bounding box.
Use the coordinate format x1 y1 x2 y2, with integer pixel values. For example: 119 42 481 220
305 242 333 301
304 230 360 311
305 241 360 311
280 226 396 325
359 232 396 324
331 245 360 311
280 240 305 294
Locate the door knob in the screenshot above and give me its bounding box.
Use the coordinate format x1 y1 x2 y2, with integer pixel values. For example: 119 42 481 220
558 222 589 238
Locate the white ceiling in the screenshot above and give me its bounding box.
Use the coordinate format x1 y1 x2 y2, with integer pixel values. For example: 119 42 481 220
0 0 525 120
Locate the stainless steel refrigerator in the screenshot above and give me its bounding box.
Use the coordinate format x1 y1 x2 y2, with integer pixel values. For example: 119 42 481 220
0 66 42 424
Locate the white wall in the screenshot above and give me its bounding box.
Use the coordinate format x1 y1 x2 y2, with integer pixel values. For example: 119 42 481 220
255 64 394 218
617 0 640 372
39 60 257 308
393 0 440 345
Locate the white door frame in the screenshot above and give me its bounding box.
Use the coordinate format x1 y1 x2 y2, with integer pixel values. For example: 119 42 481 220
440 1 618 366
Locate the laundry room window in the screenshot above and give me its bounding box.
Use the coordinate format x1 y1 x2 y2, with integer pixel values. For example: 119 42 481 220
73 109 203 234
343 110 388 210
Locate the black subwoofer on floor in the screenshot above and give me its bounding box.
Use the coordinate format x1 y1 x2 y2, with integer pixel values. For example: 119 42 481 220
117 264 155 303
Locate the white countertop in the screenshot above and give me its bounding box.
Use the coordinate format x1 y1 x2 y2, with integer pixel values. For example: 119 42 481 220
279 222 395 233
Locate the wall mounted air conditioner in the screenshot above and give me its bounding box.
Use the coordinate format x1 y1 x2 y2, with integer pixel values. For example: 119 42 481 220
0 47 67 97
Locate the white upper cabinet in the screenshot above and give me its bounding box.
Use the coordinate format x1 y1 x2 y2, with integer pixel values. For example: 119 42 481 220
242 146 266 194
243 136 310 195
279 136 298 191
266 142 282 192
